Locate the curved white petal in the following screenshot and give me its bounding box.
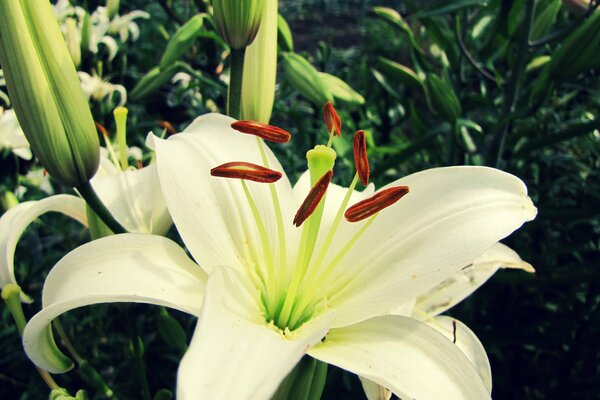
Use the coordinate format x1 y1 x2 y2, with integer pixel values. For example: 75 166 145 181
0 195 87 302
151 113 295 274
308 315 490 400
22 234 206 373
426 316 492 393
416 242 534 316
90 163 172 235
325 167 536 327
359 377 392 400
177 266 332 400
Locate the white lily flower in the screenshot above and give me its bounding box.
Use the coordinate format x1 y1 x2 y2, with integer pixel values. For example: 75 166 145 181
0 153 171 302
22 114 536 399
78 71 127 106
0 108 31 160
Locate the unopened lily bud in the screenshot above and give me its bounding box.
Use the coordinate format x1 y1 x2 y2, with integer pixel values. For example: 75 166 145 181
80 11 92 51
0 0 100 187
277 14 294 52
65 17 82 68
241 0 277 123
130 63 183 100
106 0 120 19
319 73 365 107
282 52 333 106
212 0 266 49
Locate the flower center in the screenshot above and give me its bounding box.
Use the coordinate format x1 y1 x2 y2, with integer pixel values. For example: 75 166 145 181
212 108 409 332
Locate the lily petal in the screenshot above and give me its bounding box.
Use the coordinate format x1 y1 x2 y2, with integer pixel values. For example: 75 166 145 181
90 163 172 235
308 315 490 400
151 113 295 273
416 242 534 316
426 316 492 393
177 266 332 400
0 195 86 302
22 234 206 373
325 167 537 327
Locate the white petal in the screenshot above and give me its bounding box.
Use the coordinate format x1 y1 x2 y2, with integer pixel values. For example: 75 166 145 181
416 242 534 316
90 163 172 235
22 234 206 373
426 316 492 393
177 266 332 400
325 167 537 327
151 113 294 274
308 316 490 400
0 195 86 302
359 377 392 400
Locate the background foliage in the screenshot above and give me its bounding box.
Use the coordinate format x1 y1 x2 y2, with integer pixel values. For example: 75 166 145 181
1 0 599 399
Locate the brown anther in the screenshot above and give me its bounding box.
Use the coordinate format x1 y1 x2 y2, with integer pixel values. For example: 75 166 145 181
210 161 282 183
232 121 291 143
293 170 334 227
95 121 109 138
452 320 457 344
158 120 177 135
353 130 370 185
137 159 144 170
344 186 409 222
323 101 341 137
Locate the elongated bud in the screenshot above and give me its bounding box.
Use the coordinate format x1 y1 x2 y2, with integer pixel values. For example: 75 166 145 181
212 0 266 49
160 14 206 70
319 73 365 107
80 11 92 51
323 101 341 137
282 52 333 106
277 14 294 52
130 63 184 100
106 0 120 19
376 57 424 91
353 130 370 185
65 17 81 68
232 120 291 143
241 0 278 123
424 74 461 123
211 161 282 183
345 186 409 222
294 170 333 227
0 0 100 187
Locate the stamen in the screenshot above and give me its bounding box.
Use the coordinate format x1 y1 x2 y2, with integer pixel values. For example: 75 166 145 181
323 101 341 137
96 121 121 170
157 120 177 135
211 161 282 183
353 130 370 185
345 186 409 222
232 121 291 143
293 170 333 227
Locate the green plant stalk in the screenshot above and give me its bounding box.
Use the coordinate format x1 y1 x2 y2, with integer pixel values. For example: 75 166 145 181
76 181 127 234
491 0 536 167
228 47 246 120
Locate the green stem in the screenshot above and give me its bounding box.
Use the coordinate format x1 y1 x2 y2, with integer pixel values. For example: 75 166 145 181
76 181 127 234
491 0 535 167
228 47 246 120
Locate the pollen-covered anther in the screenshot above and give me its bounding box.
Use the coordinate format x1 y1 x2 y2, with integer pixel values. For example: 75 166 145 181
345 186 410 222
231 121 291 143
210 161 282 183
293 170 334 227
323 101 341 137
353 130 370 185
157 120 177 135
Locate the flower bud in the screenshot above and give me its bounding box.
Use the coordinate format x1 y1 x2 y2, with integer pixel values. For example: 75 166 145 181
130 63 184 100
106 0 120 19
282 52 333 106
160 14 206 70
212 0 266 49
241 0 278 123
424 73 461 123
0 0 100 187
64 17 82 68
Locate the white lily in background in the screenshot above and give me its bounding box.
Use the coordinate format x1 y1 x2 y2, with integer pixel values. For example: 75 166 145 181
360 242 535 399
21 113 536 399
78 71 127 106
0 107 31 160
0 138 171 301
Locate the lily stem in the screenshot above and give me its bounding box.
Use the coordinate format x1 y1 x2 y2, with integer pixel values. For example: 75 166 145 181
76 180 127 234
228 47 246 120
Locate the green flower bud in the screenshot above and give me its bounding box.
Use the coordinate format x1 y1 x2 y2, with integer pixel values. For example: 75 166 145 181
0 0 100 187
65 17 82 68
241 0 278 123
80 11 92 51
160 14 206 70
376 57 424 91
282 52 333 106
277 14 294 52
106 0 120 19
319 72 365 107
212 0 266 49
